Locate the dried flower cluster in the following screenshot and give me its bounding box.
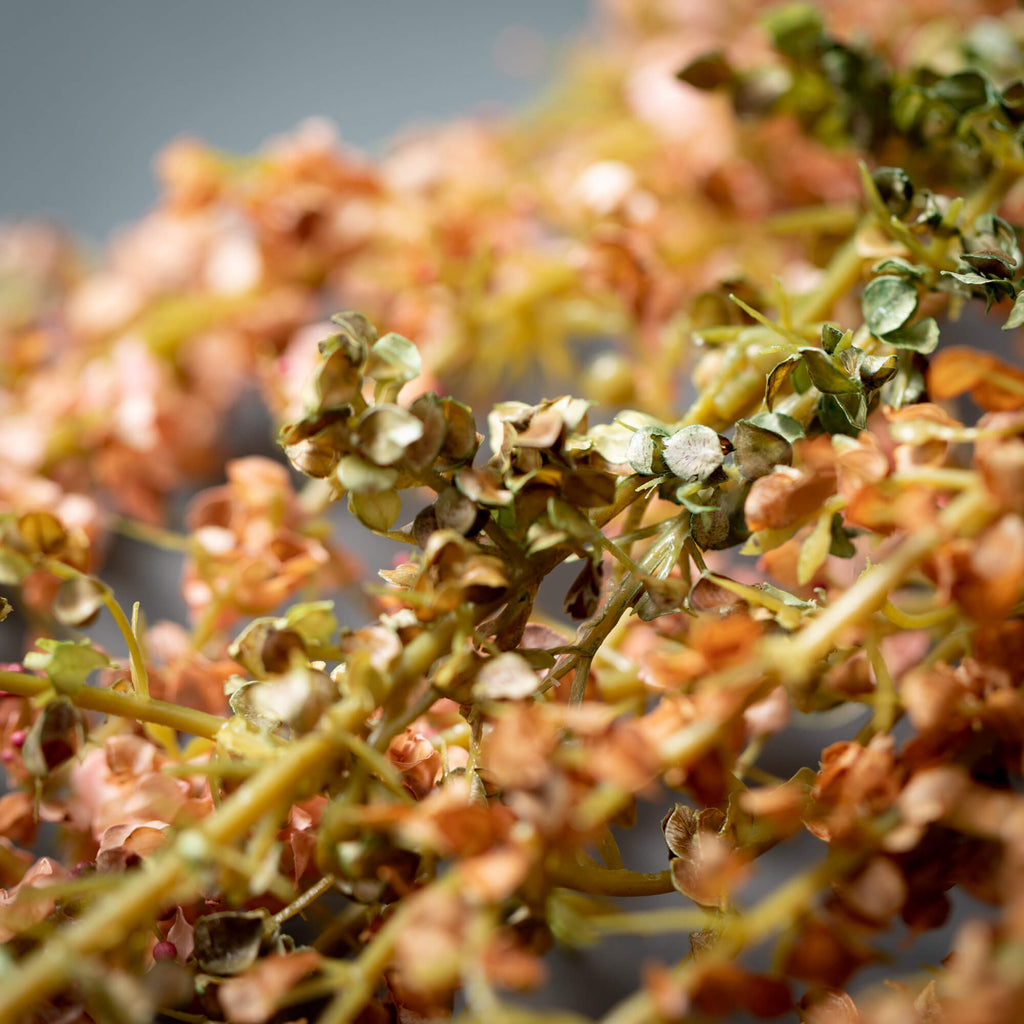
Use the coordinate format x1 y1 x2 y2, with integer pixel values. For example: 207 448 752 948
4 1 1024 1021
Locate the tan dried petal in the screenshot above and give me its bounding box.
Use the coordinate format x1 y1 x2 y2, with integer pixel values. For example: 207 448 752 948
896 765 971 827
927 347 995 400
642 962 690 1021
745 464 836 533
473 652 540 701
799 989 860 1024
460 844 532 903
737 778 809 839
217 951 322 1024
743 685 790 737
392 886 466 996
783 914 875 989
900 665 963 733
949 513 1024 620
832 856 907 924
387 729 442 800
977 431 1024 515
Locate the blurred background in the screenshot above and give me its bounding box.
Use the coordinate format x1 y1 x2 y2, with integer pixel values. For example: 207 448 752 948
0 1 590 244
0 0 592 629
0 3 991 1018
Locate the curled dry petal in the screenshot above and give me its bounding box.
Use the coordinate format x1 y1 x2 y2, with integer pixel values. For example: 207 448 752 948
473 652 540 701
217 951 323 1024
897 765 971 828
745 463 836 532
929 347 1024 412
832 856 907 925
946 514 1024 621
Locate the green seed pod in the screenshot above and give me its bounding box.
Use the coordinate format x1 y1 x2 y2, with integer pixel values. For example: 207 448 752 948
626 426 669 475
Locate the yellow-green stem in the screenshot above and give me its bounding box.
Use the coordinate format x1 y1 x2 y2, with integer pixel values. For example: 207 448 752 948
43 560 150 697
547 857 674 898
0 669 223 739
772 486 993 683
0 618 456 1022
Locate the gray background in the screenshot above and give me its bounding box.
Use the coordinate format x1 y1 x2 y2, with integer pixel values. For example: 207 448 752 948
0 1 590 244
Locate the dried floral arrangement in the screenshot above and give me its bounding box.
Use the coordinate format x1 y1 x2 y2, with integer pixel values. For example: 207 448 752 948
4 1 1024 1021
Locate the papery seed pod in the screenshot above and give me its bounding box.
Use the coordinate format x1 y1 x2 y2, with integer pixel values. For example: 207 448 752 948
691 506 730 550
304 338 364 410
356 404 424 466
21 697 85 776
350 488 403 533
626 426 669 475
192 911 267 976
663 425 730 483
435 485 487 537
872 166 914 217
52 576 105 628
412 505 439 548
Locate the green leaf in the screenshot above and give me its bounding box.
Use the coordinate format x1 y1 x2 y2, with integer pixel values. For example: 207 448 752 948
799 348 861 394
0 549 33 585
942 269 995 287
892 84 927 134
281 601 338 654
23 639 111 695
547 497 597 542
881 317 940 354
829 514 857 558
746 411 804 442
791 360 812 394
862 275 918 336
677 491 720 514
